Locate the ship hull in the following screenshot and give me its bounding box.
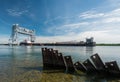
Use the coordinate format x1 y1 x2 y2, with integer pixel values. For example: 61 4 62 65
19 42 95 46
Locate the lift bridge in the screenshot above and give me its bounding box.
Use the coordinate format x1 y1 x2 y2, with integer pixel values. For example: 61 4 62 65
9 24 35 45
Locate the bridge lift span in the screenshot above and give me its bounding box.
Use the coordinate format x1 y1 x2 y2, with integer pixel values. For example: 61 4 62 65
9 24 35 44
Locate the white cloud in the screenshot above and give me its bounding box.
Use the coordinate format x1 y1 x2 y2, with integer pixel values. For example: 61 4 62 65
35 30 120 43
43 7 120 43
103 17 120 23
77 8 120 31
81 30 120 43
63 22 89 28
79 11 105 19
7 9 28 16
0 35 9 44
80 8 120 19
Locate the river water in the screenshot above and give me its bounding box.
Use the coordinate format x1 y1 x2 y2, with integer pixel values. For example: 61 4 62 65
0 46 120 82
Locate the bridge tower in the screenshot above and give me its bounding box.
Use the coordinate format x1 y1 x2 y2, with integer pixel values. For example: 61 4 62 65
9 24 35 45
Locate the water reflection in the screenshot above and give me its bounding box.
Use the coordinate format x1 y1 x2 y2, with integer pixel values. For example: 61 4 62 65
85 47 94 59
47 46 94 62
1 46 120 82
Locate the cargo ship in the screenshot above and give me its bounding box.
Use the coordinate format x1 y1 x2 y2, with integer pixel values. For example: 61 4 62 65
20 37 96 46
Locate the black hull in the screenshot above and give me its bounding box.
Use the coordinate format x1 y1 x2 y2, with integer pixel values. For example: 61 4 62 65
19 42 95 46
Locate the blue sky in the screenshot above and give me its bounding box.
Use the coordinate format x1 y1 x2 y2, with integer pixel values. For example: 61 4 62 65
0 0 120 43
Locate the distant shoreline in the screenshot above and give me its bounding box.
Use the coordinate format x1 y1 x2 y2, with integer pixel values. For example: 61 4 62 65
96 44 120 46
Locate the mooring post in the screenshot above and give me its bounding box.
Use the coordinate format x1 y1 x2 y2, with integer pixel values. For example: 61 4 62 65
57 53 66 70
47 48 54 68
105 61 120 75
83 59 97 73
41 48 53 69
74 61 87 72
64 56 75 73
90 53 105 72
52 50 59 69
41 48 45 67
41 48 49 69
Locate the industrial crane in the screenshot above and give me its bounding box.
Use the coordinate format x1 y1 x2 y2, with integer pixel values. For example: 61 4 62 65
9 24 35 45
